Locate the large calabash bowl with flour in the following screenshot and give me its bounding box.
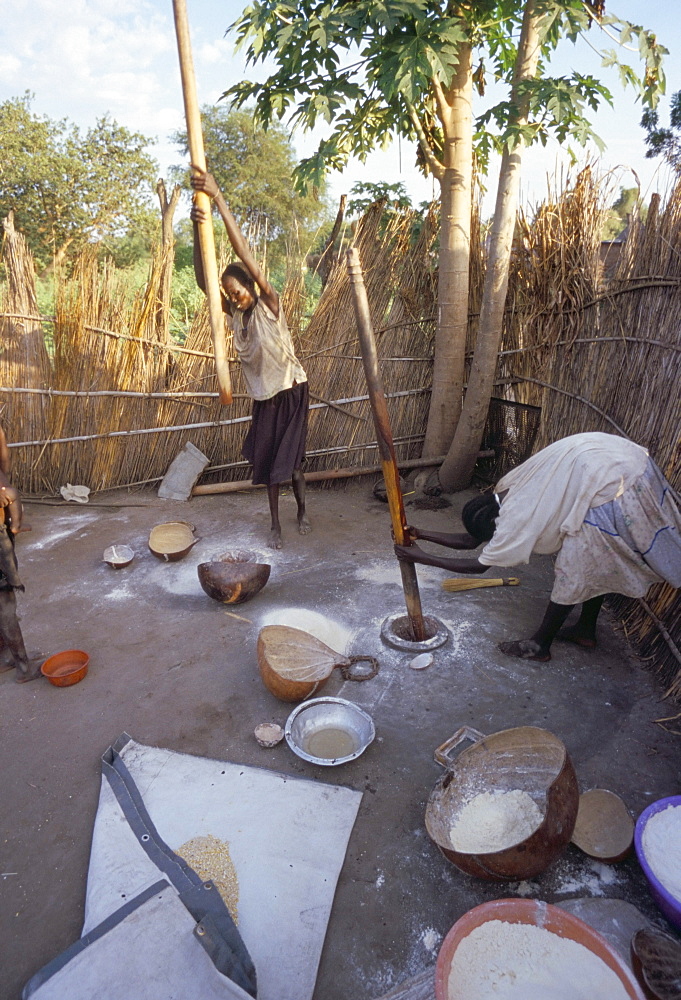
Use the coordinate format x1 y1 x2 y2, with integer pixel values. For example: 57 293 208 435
425 725 579 881
435 899 645 1000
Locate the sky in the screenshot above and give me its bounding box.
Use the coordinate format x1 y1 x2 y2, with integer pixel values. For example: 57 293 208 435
1 0 680 218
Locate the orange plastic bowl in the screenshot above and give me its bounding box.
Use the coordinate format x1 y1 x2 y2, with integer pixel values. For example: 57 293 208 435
40 650 89 687
435 898 645 1000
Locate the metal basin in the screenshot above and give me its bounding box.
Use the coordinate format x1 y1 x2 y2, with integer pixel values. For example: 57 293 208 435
285 696 375 766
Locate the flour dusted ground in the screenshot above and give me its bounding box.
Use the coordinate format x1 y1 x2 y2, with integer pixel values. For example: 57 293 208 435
449 789 543 853
447 920 631 999
642 803 681 902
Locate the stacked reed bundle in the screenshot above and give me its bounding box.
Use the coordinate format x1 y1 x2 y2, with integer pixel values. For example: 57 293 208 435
298 202 439 478
0 215 51 491
46 247 181 491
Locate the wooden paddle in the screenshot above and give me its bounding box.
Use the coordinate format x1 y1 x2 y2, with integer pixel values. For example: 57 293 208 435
442 577 520 592
172 0 232 405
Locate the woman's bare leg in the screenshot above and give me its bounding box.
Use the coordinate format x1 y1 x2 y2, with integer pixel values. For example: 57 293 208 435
556 595 604 648
292 468 311 535
499 601 575 662
267 483 282 549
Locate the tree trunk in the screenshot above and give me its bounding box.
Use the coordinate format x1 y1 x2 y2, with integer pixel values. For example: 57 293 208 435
156 178 181 344
421 42 473 458
438 0 541 491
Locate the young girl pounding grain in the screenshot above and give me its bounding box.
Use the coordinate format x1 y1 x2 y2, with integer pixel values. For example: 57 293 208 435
190 167 310 549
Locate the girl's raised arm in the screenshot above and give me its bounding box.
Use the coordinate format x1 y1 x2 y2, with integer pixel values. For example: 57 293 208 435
190 167 279 317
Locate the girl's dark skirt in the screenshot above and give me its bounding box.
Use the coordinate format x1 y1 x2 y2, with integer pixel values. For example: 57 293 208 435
242 381 309 486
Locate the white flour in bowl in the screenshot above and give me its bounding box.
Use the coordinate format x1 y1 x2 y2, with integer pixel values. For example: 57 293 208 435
642 803 681 902
449 789 543 853
447 919 631 999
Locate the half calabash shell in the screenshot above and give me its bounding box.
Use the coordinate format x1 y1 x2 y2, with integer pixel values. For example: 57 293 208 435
257 624 350 702
148 521 197 561
571 788 634 862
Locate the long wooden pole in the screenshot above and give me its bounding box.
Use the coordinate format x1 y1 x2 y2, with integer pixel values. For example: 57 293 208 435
192 454 451 495
346 247 427 641
172 0 232 405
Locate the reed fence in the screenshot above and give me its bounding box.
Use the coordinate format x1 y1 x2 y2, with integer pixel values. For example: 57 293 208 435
1 167 680 698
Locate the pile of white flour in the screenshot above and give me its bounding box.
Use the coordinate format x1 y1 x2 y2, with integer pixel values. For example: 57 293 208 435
449 789 543 853
642 802 681 902
447 920 631 999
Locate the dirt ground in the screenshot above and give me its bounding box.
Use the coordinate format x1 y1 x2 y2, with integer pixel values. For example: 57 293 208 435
1 479 679 999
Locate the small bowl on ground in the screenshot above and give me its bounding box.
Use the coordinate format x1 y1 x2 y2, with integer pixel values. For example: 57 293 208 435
285 696 375 766
103 544 134 569
254 723 284 747
435 899 645 1000
148 521 197 561
635 795 681 930
41 650 89 687
198 550 270 605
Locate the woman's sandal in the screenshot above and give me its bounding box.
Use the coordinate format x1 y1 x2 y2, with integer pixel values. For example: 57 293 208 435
498 640 551 662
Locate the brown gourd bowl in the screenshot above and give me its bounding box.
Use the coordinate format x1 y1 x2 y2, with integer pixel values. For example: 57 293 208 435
148 521 197 561
198 550 270 605
41 650 90 687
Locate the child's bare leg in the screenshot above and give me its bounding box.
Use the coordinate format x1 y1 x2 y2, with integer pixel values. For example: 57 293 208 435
556 595 604 648
292 468 310 534
267 483 282 549
0 589 40 682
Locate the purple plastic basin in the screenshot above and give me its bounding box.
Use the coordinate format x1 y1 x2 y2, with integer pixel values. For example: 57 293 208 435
634 794 681 930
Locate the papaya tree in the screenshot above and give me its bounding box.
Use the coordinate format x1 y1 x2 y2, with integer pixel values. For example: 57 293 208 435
223 1 665 489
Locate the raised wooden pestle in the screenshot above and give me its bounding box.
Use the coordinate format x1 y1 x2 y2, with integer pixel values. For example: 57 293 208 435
172 0 232 405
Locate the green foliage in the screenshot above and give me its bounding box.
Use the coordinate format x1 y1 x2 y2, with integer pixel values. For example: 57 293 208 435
347 181 412 217
170 265 206 343
641 90 681 171
171 105 331 270
601 185 646 240
0 93 159 271
223 1 667 192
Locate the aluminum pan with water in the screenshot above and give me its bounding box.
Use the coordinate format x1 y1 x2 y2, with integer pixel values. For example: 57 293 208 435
285 696 375 766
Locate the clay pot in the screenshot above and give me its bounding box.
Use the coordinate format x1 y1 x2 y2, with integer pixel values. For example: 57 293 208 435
198 551 270 605
148 521 197 561
435 899 645 1000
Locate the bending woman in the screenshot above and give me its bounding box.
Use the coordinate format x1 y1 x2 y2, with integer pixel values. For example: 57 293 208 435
191 168 310 549
395 432 681 662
